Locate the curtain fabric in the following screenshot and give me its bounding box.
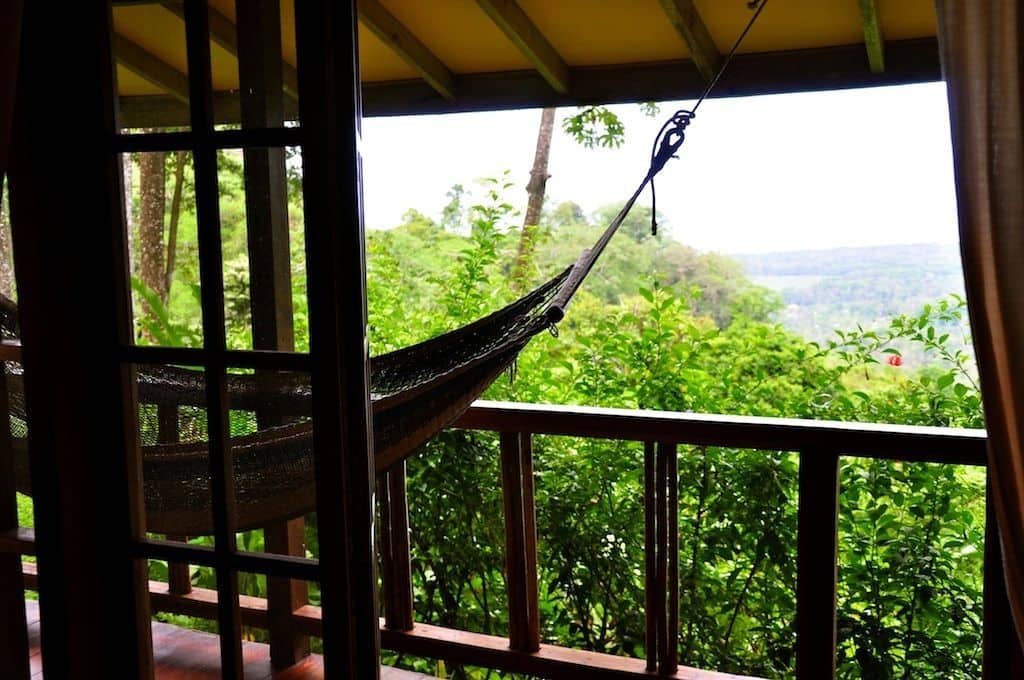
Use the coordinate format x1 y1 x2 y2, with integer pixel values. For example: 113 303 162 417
936 0 1024 644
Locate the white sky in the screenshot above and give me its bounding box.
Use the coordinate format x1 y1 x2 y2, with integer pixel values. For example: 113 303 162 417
360 82 959 255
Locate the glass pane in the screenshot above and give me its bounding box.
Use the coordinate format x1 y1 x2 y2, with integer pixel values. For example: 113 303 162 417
123 151 204 348
226 368 313 555
135 363 215 541
3 360 30 532
218 147 306 352
206 0 298 129
111 3 191 133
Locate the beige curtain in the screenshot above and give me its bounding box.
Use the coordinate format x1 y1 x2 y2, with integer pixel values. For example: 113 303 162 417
936 0 1024 643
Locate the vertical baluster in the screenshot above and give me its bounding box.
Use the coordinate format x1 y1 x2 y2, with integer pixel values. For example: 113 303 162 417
663 442 679 675
520 433 540 652
655 442 669 670
380 464 414 632
796 448 839 680
378 474 396 625
644 441 657 671
645 441 679 675
501 431 527 649
982 477 1024 678
158 403 191 596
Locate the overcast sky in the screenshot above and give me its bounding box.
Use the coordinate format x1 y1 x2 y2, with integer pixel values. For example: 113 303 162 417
360 81 959 255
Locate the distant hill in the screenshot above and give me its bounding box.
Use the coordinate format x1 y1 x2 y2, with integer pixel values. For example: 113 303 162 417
733 243 967 342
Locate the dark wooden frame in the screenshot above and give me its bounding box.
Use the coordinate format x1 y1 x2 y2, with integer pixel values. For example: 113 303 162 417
5 2 154 678
1 0 376 677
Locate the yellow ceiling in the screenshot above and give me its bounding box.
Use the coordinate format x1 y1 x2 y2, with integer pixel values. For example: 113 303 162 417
111 0 939 101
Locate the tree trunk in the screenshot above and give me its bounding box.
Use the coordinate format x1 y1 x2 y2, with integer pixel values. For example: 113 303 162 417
137 150 167 308
512 107 555 290
163 150 186 300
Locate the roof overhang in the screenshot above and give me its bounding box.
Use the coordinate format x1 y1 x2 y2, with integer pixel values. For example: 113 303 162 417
111 0 942 127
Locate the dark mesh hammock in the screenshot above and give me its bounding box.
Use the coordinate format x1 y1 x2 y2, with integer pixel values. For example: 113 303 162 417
4 110 696 535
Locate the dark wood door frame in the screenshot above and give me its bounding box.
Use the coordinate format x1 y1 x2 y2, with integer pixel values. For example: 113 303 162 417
6 2 154 678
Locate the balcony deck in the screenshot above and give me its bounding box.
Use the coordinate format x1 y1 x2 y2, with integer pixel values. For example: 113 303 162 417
23 600 432 680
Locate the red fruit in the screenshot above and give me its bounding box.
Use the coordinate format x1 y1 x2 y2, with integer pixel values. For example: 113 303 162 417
887 354 903 367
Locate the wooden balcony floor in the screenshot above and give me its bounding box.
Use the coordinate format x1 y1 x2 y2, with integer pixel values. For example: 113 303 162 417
24 600 432 679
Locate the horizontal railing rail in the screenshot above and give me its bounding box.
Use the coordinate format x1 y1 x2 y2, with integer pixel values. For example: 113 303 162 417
455 400 988 465
6 399 1008 680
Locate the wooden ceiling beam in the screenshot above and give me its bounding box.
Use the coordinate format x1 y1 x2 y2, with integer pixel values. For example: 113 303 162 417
474 0 570 95
657 0 722 82
120 38 942 127
358 0 456 101
160 0 300 99
114 34 189 103
857 0 885 73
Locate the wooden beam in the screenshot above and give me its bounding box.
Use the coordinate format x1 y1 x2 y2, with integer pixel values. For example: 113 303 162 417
857 0 885 73
160 0 300 99
117 39 943 127
114 34 189 103
474 0 569 94
358 0 456 101
657 0 722 82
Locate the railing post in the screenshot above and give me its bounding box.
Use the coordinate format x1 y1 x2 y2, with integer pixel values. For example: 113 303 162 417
796 448 839 680
983 477 1024 678
234 0 310 669
157 404 192 596
664 442 679 675
644 442 657 672
645 441 679 675
500 431 540 652
380 462 414 632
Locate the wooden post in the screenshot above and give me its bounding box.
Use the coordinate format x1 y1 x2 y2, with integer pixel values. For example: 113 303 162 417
235 0 309 668
157 404 192 595
6 1 154 677
663 442 679 675
795 449 839 680
654 442 669 670
520 433 540 652
182 1 243 676
387 464 415 631
644 441 657 672
983 478 1024 678
644 441 679 675
500 432 528 649
295 1 381 676
500 432 541 652
380 464 414 632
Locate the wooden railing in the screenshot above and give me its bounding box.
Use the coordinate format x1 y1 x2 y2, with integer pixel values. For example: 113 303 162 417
5 399 1022 679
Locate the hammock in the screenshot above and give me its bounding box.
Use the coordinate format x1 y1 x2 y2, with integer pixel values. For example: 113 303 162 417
2 109 702 535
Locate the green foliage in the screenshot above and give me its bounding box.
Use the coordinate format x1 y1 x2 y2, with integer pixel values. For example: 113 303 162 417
363 181 985 679
106 168 985 679
562 106 627 149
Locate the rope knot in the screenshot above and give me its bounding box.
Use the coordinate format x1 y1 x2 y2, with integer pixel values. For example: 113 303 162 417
648 109 695 236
